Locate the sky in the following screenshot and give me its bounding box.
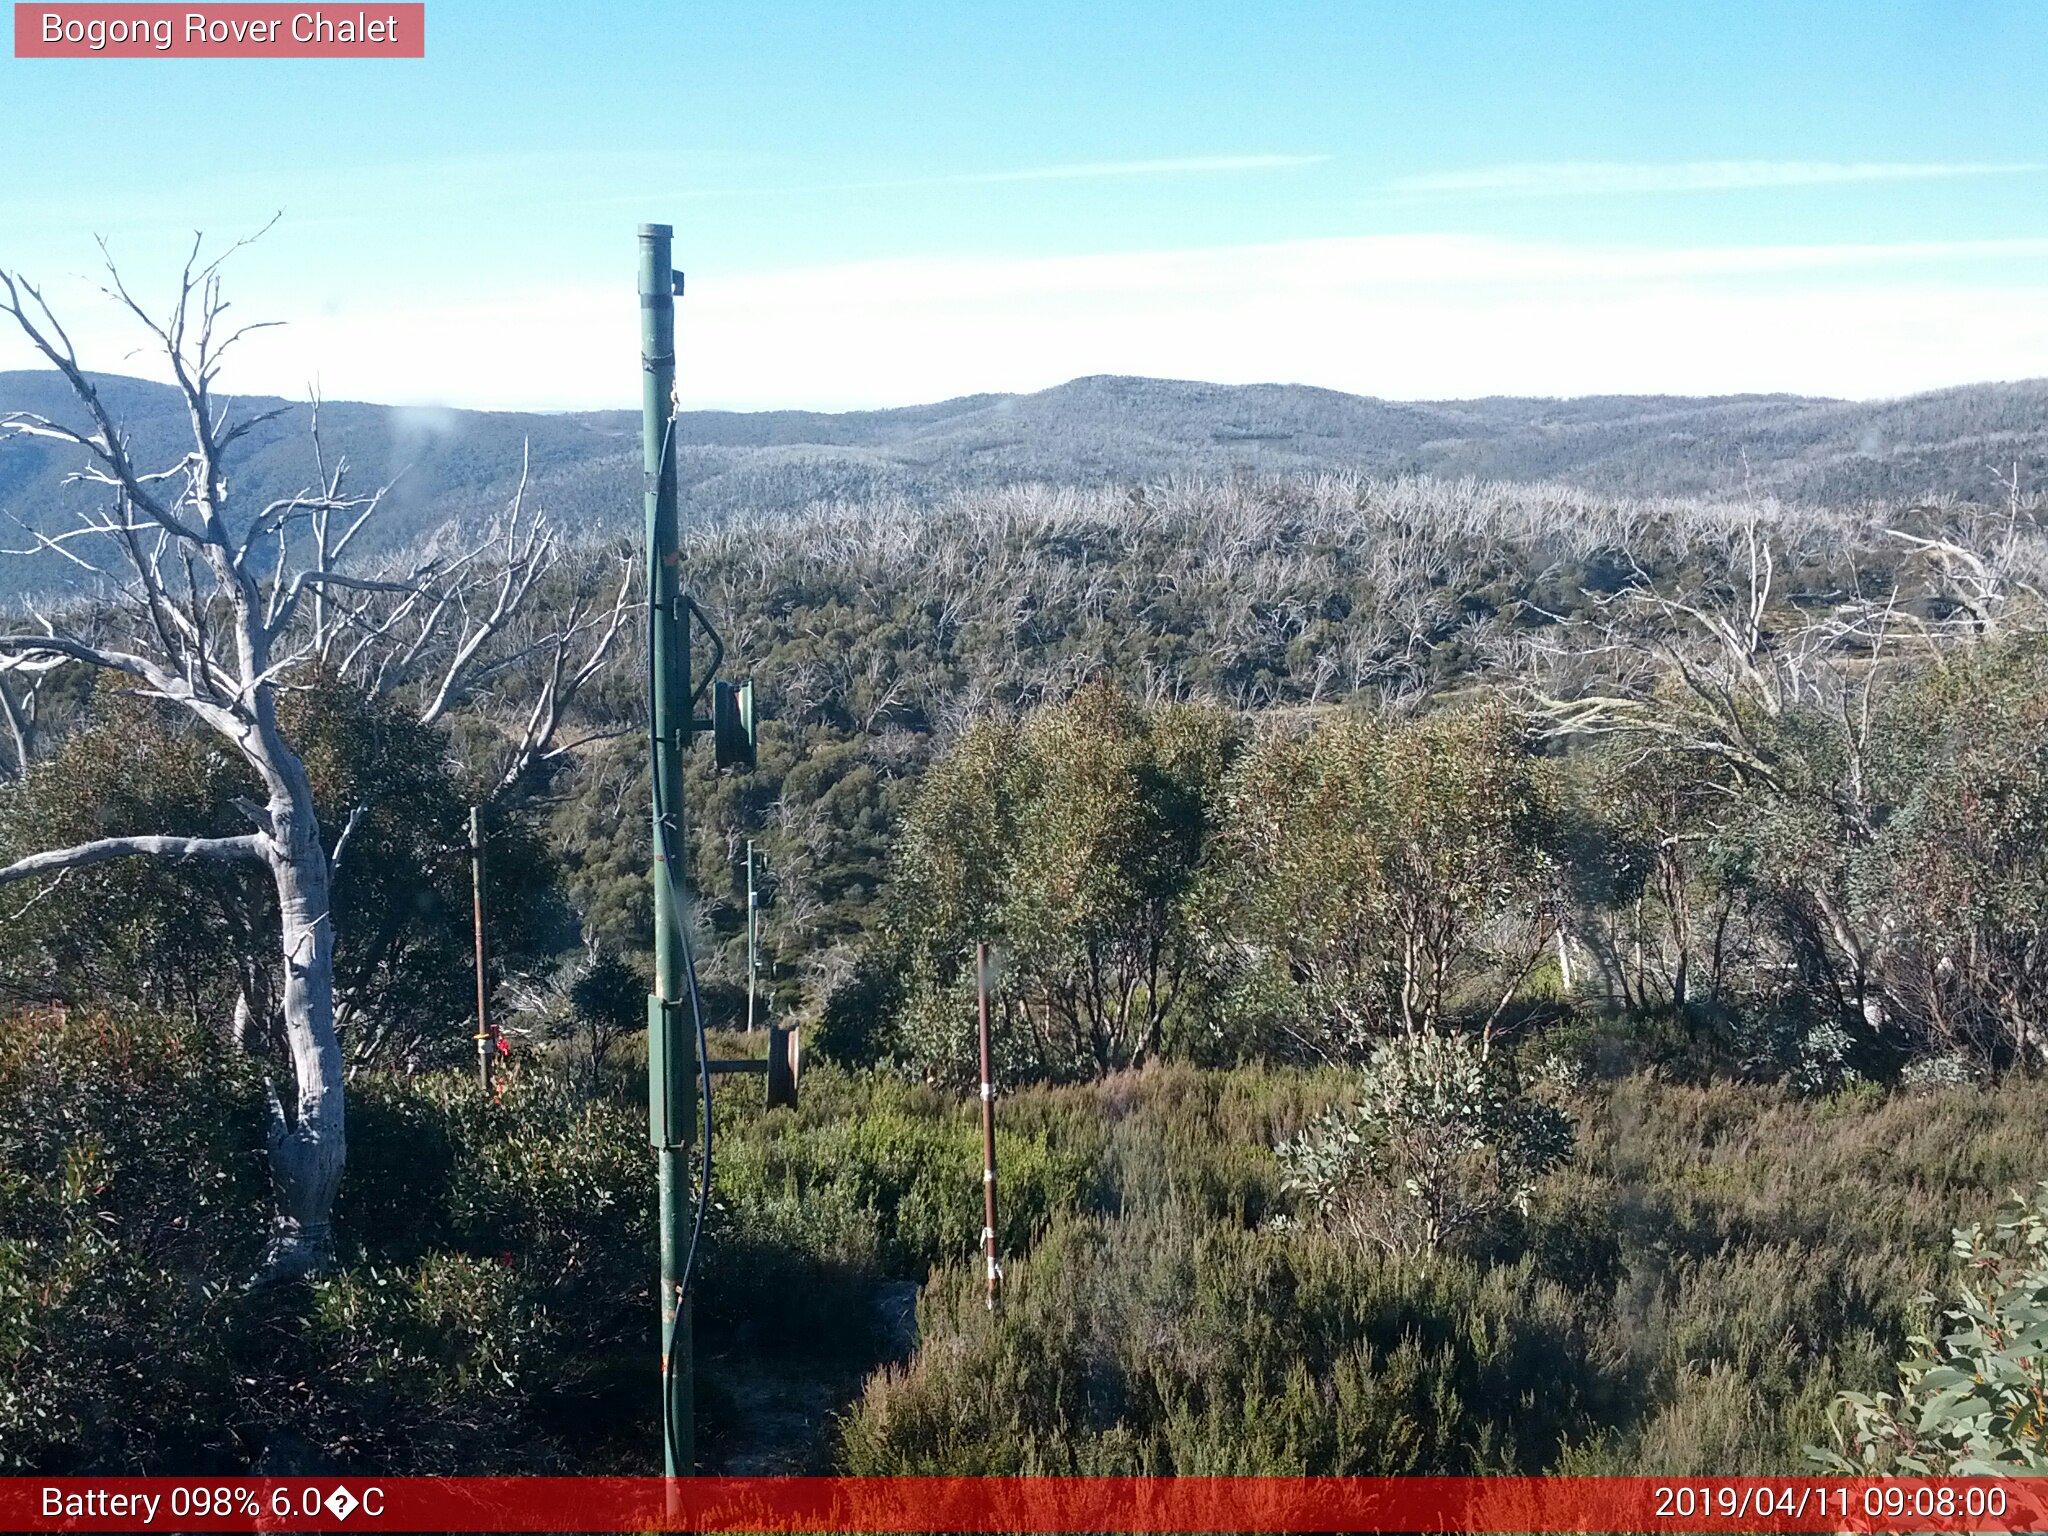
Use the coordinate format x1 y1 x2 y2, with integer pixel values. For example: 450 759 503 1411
0 1 2045 410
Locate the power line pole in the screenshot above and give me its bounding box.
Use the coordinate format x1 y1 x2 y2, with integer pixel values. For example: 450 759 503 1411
641 223 696 1480
469 805 492 1091
977 941 1002 1312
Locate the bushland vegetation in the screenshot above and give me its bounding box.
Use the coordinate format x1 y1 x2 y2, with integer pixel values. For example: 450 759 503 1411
12 1011 2048 1476
7 466 2048 1473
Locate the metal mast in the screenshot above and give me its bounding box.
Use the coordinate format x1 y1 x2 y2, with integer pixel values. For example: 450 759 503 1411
641 222 695 1478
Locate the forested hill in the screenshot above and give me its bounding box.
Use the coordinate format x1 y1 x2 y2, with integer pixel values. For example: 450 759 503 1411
3 368 2046 596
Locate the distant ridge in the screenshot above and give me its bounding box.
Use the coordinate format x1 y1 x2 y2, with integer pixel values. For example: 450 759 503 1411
2 370 2044 597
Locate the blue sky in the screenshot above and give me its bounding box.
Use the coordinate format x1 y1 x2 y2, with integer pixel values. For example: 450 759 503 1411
1 1 2044 408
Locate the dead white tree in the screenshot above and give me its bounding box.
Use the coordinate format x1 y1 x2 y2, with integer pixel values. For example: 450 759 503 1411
1883 488 2047 642
1529 516 1814 789
1523 514 1933 1037
0 666 42 779
0 238 628 1281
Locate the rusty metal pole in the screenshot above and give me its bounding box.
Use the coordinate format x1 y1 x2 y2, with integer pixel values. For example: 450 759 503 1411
976 941 1001 1311
745 838 758 1034
469 804 491 1091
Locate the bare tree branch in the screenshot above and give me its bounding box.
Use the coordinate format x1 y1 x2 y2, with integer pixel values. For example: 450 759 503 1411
0 831 267 887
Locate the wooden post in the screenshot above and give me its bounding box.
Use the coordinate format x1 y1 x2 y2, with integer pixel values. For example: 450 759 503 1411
469 805 491 1090
976 941 1001 1311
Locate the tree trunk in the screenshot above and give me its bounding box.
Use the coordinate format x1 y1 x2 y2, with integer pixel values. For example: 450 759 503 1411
1662 851 1692 1014
251 754 347 1286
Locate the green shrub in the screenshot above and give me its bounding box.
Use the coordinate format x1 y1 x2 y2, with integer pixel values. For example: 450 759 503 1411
1815 1183 2048 1474
840 1209 1627 1475
0 1009 267 1472
886 685 1233 1084
296 1254 562 1469
710 1065 1099 1280
1216 705 1556 1057
10 995 2045 1479
813 958 903 1070
846 1061 2034 1478
0 1011 657 1473
1276 1032 1574 1257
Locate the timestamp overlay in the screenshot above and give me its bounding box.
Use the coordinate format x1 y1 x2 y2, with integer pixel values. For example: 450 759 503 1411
1 1475 2043 1532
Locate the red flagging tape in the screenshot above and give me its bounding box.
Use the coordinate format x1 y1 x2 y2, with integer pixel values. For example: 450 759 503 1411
6 1475 2048 1533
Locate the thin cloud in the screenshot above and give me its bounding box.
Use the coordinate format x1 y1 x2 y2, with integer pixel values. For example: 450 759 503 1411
1386 160 2042 198
885 153 1332 187
676 154 1333 200
706 232 2048 305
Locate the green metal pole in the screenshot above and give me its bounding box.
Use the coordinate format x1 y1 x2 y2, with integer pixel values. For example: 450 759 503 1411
640 222 695 1478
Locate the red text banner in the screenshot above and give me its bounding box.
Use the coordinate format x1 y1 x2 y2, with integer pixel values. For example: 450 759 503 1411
14 4 424 57
4 1475 2047 1533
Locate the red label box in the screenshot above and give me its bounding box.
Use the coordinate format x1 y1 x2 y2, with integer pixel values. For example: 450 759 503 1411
2 1475 2044 1534
14 3 424 57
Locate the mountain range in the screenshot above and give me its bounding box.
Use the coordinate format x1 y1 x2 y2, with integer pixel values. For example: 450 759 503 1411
1 369 2044 598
